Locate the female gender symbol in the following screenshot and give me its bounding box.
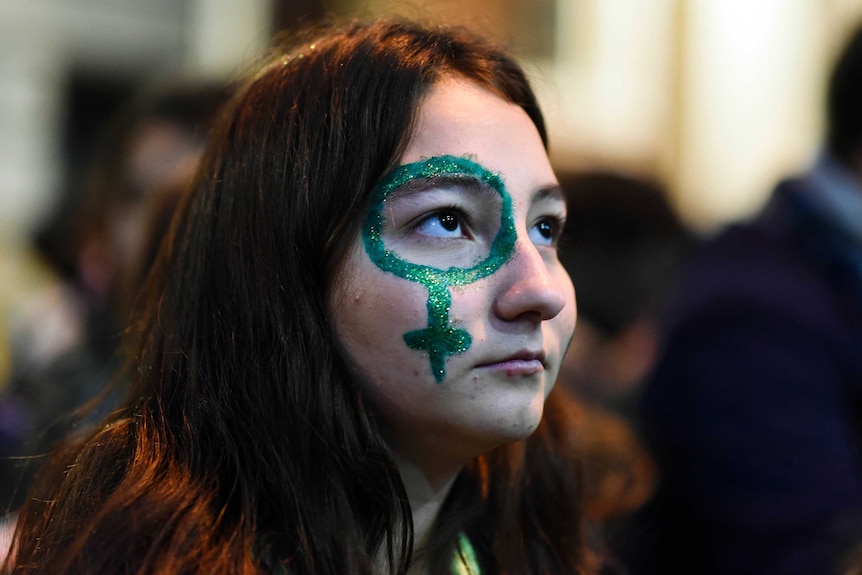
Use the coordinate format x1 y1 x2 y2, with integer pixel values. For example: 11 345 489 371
362 155 516 383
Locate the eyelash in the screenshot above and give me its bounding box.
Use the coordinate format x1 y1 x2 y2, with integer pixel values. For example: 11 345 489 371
407 203 566 247
410 204 475 238
531 215 565 247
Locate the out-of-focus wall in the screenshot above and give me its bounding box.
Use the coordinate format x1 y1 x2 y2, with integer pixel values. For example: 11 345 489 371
0 0 271 245
187 0 273 77
0 0 271 383
542 0 862 230
543 0 676 178
330 0 556 54
3 0 862 381
0 0 183 243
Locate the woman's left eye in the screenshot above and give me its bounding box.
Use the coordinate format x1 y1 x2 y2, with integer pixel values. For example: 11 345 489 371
414 209 468 238
529 217 560 247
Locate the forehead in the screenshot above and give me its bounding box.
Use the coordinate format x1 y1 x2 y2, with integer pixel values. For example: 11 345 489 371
399 77 555 194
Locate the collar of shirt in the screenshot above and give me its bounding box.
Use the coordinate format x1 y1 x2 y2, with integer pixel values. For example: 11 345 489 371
804 151 862 244
801 151 862 289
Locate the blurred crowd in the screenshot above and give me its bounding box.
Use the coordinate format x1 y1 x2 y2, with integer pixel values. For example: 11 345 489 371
1 17 861 575
561 23 862 575
0 78 232 511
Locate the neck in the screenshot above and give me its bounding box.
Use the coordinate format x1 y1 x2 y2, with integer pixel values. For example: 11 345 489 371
390 451 463 575
372 444 466 575
376 421 487 573
395 453 460 550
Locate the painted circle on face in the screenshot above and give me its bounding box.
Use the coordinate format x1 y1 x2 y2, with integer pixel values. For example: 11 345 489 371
362 155 517 382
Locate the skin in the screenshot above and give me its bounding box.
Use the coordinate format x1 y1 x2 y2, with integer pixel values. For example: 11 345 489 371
330 76 577 558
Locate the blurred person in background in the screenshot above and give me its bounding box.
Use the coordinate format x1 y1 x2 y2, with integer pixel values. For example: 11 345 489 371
556 171 694 421
555 171 694 571
0 78 231 512
636 23 862 575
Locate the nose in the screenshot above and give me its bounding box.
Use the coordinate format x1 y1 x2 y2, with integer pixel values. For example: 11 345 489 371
492 240 568 323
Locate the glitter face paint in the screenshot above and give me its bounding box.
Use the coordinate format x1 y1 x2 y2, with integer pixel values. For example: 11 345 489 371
331 77 575 462
363 154 517 382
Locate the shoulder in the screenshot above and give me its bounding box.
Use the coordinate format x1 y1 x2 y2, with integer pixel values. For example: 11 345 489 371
669 179 851 334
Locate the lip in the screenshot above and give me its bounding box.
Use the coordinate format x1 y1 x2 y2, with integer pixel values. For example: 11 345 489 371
475 350 546 377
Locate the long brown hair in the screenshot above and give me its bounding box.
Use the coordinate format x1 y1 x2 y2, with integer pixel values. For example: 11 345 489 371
8 18 588 575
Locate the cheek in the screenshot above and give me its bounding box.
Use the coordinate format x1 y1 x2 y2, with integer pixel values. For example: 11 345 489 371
333 267 447 420
331 261 430 379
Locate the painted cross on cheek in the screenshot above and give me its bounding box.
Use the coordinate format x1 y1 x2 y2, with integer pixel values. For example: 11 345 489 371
403 284 471 382
362 155 516 383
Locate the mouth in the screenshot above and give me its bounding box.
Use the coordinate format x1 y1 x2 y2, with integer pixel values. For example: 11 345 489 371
475 350 546 377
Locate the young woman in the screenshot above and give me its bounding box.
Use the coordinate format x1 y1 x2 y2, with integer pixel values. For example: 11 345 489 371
6 18 587 575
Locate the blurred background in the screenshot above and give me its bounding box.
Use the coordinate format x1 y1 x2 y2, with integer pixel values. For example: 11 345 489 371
1 0 862 381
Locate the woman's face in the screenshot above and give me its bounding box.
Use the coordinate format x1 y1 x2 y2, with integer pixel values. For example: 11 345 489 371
331 77 576 465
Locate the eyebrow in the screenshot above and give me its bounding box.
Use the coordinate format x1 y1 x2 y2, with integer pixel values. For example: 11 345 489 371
533 183 565 205
383 174 500 204
382 172 565 211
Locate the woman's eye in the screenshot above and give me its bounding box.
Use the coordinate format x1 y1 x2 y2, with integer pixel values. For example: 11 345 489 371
529 217 559 246
415 210 467 238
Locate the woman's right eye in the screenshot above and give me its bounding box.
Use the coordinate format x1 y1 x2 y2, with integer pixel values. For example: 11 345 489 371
414 209 468 238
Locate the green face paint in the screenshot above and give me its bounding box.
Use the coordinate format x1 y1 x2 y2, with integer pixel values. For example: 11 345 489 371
362 155 517 382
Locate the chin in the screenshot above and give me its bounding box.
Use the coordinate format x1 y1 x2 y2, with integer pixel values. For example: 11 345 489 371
507 409 544 439
471 402 546 450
